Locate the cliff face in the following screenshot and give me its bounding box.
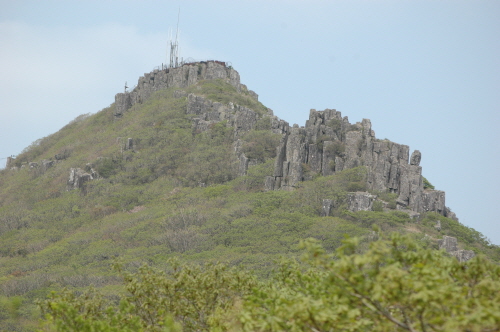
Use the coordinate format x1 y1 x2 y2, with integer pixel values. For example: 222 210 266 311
113 61 455 220
114 61 242 117
265 108 455 218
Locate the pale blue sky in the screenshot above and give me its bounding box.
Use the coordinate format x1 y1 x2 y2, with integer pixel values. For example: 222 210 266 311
1 0 499 244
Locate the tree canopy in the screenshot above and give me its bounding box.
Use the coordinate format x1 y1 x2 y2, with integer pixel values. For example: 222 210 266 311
39 233 500 331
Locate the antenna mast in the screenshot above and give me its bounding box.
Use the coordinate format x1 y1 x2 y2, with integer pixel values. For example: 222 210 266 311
169 8 181 68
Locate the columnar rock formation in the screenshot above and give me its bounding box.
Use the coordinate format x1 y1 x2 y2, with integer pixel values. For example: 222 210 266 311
110 61 456 220
264 108 456 218
114 61 248 117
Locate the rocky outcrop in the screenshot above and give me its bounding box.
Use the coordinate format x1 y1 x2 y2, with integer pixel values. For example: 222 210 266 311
265 108 455 218
453 250 476 262
346 192 376 212
438 235 458 252
41 159 55 172
438 235 475 262
321 199 334 217
6 156 14 169
187 94 262 138
114 61 240 117
125 138 133 151
111 62 457 221
67 168 95 191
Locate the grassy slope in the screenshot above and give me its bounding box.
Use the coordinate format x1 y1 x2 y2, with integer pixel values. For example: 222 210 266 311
0 79 498 330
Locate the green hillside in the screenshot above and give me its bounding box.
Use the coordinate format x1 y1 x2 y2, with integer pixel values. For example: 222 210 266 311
0 75 498 331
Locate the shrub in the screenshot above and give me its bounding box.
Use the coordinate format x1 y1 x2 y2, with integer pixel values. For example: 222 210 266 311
324 140 345 156
241 130 281 162
423 176 435 189
372 200 384 212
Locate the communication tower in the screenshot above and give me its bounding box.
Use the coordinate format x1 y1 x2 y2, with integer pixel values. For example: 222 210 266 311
168 9 181 68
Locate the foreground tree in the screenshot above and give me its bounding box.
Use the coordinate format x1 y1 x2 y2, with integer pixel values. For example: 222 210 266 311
39 234 500 331
238 233 500 331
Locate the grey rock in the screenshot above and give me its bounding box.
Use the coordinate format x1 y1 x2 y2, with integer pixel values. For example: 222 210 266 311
438 236 458 252
321 141 335 176
6 156 15 168
435 219 442 231
281 127 307 189
231 106 258 136
273 135 288 177
438 235 475 262
421 190 446 214
265 106 456 219
321 199 334 217
115 61 240 116
114 92 132 117
264 176 275 191
444 207 459 221
67 168 94 191
307 144 322 174
346 192 376 212
248 90 258 101
41 159 55 172
410 150 421 166
29 162 38 169
126 138 133 151
452 250 475 262
238 153 249 176
173 90 187 98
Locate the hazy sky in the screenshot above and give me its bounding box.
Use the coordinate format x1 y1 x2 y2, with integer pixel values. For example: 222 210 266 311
1 1 499 244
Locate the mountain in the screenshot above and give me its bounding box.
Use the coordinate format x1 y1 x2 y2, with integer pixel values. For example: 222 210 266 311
0 61 498 331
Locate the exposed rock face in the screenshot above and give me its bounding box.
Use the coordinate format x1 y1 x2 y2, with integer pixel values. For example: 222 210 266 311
438 235 475 262
126 138 133 151
187 93 261 138
321 199 334 217
114 61 240 117
346 192 376 212
111 62 458 224
185 93 273 176
67 168 94 191
453 250 476 262
114 92 132 118
438 235 458 252
410 150 421 166
265 108 454 218
6 156 14 169
41 159 55 172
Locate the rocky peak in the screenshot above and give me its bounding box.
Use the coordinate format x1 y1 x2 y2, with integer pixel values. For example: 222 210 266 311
265 108 456 219
114 61 247 118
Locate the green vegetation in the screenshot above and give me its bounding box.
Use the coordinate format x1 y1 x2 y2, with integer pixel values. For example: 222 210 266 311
38 234 500 331
423 176 435 190
0 77 499 331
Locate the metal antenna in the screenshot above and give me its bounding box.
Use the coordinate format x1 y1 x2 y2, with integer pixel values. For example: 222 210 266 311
169 8 181 68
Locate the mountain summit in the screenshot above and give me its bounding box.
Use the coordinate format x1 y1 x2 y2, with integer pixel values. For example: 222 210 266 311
0 60 497 331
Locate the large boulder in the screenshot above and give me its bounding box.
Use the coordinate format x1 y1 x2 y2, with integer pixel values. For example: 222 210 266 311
438 235 475 262
346 192 376 212
321 199 334 217
67 168 94 191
